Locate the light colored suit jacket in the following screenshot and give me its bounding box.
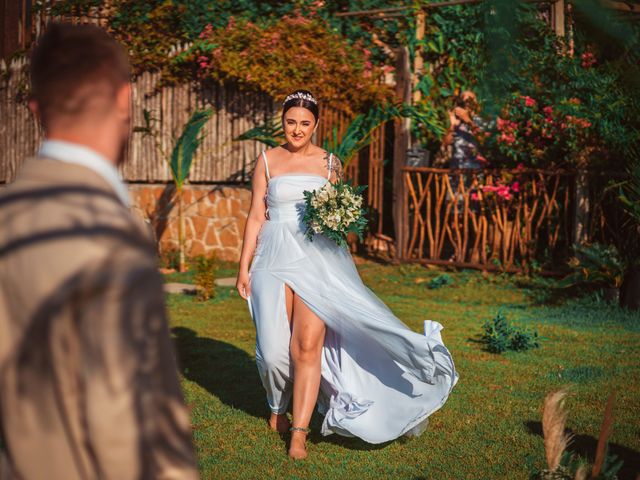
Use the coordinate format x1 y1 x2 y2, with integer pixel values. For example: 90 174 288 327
0 158 199 480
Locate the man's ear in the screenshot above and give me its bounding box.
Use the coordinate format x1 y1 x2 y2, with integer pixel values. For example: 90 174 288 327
115 82 132 120
28 98 40 119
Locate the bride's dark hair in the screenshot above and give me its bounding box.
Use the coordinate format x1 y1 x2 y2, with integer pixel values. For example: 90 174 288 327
282 89 319 124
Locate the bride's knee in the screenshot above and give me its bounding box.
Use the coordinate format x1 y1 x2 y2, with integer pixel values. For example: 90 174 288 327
290 338 322 364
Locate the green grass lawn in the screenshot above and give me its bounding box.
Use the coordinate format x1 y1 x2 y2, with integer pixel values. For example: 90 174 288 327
167 260 640 480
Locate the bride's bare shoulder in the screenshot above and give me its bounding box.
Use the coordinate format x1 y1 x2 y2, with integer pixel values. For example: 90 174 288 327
265 145 288 160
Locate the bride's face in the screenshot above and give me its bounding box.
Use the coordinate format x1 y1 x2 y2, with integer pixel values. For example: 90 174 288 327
283 106 317 148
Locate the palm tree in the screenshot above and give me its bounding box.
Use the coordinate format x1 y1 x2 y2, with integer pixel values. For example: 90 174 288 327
135 108 213 271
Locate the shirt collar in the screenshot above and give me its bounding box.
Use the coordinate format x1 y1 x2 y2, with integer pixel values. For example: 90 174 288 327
38 139 130 207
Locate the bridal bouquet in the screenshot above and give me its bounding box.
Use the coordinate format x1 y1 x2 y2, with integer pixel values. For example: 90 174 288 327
302 180 368 248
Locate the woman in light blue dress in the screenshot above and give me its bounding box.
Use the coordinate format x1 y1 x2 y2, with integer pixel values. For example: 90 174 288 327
236 90 458 459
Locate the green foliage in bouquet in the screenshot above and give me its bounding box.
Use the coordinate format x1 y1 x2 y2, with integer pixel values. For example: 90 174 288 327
302 180 368 249
481 311 539 354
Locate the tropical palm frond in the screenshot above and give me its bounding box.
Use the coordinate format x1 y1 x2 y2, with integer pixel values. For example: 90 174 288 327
323 102 443 168
234 116 284 148
619 157 640 224
170 108 213 188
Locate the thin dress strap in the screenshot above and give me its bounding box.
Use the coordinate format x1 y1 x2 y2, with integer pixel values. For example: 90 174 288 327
261 150 270 180
327 152 333 180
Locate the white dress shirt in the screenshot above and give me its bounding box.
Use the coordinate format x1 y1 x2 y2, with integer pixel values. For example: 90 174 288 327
38 139 130 207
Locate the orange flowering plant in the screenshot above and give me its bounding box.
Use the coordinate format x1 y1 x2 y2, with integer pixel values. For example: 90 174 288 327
171 14 392 115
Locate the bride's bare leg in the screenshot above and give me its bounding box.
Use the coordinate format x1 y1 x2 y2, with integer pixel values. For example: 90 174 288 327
268 284 294 433
289 294 326 459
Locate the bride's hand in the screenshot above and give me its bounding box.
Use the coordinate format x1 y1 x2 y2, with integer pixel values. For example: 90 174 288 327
236 270 251 299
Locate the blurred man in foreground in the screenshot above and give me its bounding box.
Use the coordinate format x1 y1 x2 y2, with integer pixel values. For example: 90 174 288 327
0 23 199 480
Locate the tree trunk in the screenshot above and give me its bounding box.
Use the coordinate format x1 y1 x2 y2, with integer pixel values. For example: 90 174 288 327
620 265 640 310
393 46 411 259
178 188 186 273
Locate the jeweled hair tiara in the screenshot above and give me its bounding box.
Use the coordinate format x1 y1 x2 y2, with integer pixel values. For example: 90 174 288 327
283 92 318 105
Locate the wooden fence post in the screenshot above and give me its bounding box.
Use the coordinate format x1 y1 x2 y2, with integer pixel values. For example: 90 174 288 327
552 0 565 37
393 46 411 259
412 10 426 105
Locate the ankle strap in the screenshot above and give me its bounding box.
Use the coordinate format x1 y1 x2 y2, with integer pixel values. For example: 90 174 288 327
289 426 311 434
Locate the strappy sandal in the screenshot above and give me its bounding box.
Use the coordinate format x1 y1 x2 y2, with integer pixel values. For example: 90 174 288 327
288 426 311 459
289 426 311 434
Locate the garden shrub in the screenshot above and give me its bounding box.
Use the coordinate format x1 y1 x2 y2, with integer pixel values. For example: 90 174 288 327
427 273 454 290
481 311 539 353
194 253 218 301
159 248 180 271
560 243 625 290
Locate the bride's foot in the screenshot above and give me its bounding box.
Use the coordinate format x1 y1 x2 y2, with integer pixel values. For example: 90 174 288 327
268 413 291 434
288 427 310 460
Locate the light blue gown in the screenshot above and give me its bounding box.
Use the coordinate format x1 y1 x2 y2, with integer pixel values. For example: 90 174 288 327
247 151 458 444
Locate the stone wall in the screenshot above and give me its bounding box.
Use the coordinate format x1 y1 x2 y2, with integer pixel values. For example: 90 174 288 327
129 184 251 261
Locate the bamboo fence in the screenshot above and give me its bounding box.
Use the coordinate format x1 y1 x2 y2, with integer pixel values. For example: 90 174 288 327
1 54 386 187
401 167 577 270
0 56 281 183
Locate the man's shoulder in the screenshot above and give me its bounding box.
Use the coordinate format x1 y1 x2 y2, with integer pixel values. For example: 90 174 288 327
0 160 153 257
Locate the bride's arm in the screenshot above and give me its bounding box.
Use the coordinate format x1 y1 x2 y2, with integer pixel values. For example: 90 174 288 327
236 155 268 299
328 154 343 183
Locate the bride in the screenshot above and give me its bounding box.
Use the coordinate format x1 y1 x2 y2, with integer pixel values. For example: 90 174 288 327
236 89 458 460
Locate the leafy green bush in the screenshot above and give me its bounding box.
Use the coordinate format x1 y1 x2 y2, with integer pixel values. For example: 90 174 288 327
427 273 454 290
481 311 539 353
560 243 625 289
159 248 180 270
194 253 218 301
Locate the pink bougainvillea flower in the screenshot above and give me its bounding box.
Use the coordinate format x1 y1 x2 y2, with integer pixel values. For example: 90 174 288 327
197 55 210 69
199 24 214 39
499 132 516 145
581 51 596 69
470 192 479 201
523 96 536 107
511 181 520 193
